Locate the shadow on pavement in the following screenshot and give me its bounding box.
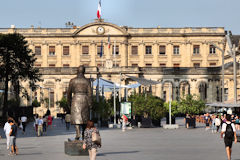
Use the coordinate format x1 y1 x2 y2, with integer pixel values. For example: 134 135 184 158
18 147 36 149
98 151 139 156
17 152 43 156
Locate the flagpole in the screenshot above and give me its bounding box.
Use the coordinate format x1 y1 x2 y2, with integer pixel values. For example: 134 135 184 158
114 41 116 67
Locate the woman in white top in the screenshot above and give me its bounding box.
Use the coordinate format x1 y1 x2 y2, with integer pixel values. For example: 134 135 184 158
4 117 13 150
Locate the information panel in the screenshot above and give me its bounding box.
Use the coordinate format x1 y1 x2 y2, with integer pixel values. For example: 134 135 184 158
120 102 131 119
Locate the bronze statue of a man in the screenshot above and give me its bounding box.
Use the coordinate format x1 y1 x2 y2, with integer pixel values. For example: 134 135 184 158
67 65 92 140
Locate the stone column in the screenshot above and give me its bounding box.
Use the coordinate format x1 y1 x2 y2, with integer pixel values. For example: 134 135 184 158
56 42 62 67
185 42 192 67
202 41 208 67
75 41 81 67
139 41 145 67
90 42 96 67
155 83 162 98
153 42 159 67
121 39 128 67
70 43 76 67
55 78 62 113
42 42 48 67
166 42 173 67
207 80 213 102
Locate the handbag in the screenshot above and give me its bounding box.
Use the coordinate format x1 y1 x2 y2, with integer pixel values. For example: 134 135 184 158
92 130 101 145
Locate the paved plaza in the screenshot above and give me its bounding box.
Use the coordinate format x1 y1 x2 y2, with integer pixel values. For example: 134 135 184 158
1 118 240 160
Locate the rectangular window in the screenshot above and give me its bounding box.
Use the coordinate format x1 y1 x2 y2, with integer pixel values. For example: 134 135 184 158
63 64 69 67
132 46 138 55
63 46 69 55
49 64 55 67
173 63 180 67
50 91 54 107
145 46 152 54
49 46 55 56
146 64 152 67
209 45 216 54
159 46 166 55
173 46 180 55
82 64 89 67
97 46 104 55
82 46 89 55
160 63 166 67
194 63 200 68
35 46 41 55
132 64 138 67
193 45 200 54
112 45 119 55
210 63 216 66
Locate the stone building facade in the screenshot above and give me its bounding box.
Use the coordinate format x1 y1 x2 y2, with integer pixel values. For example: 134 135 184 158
0 19 240 117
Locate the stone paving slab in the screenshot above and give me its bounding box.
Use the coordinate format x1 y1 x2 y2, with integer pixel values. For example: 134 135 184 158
1 118 240 160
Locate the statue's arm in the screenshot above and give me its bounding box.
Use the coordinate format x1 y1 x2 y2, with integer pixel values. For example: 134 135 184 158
67 80 73 110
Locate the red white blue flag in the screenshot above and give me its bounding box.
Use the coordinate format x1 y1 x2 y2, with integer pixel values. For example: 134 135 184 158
97 0 101 19
108 35 111 49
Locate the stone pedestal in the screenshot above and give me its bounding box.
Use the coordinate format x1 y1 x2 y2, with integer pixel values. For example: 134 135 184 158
163 124 179 129
64 140 88 156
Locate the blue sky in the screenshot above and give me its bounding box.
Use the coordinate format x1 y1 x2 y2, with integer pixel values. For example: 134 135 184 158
0 0 240 34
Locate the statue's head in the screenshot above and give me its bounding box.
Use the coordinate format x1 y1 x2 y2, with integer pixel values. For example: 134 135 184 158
77 65 85 75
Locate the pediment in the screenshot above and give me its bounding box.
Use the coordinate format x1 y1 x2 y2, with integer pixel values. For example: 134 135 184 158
73 22 128 36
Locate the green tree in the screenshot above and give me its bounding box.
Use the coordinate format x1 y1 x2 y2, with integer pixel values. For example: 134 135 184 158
129 93 165 120
0 33 40 120
32 99 41 107
92 96 114 121
164 100 179 116
178 94 206 115
56 97 69 113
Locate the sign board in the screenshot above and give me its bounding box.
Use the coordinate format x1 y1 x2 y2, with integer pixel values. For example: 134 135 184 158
120 102 131 119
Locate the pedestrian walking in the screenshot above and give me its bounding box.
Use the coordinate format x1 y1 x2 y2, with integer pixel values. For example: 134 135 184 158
43 115 47 133
234 115 240 131
34 114 39 133
221 114 237 160
204 113 211 130
83 120 101 160
121 114 128 132
4 117 13 150
211 115 217 133
47 114 53 129
37 116 44 137
9 119 18 155
65 112 71 130
215 115 221 132
20 115 27 134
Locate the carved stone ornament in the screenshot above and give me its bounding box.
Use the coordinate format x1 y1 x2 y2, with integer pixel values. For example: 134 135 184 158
105 59 113 69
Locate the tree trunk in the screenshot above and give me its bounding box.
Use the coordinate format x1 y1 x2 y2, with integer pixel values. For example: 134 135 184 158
3 74 9 121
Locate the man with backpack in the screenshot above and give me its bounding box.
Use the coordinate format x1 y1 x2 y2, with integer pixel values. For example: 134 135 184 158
221 114 237 160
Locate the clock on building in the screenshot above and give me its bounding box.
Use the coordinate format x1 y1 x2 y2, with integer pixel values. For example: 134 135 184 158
97 26 105 35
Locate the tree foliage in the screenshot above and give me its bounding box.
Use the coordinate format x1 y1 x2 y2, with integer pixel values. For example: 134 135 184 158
92 96 114 120
164 100 179 116
178 94 206 115
128 93 165 120
0 33 40 120
32 99 41 108
56 97 69 113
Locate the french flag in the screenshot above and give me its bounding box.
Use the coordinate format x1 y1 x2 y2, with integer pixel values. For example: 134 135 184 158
97 0 101 19
108 35 111 49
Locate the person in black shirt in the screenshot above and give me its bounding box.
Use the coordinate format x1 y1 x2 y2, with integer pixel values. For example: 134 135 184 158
9 119 18 155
